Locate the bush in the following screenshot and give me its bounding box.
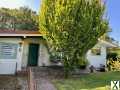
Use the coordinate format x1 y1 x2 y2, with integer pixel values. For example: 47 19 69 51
107 60 120 71
77 58 89 69
107 53 118 61
106 52 120 71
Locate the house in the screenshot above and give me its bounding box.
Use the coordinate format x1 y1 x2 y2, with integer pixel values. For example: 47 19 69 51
87 39 118 68
0 30 50 74
0 30 118 74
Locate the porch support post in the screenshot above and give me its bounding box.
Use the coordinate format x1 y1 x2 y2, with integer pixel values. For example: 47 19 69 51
17 38 24 71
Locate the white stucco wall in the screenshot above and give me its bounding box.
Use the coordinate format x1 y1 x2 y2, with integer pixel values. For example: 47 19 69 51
86 46 106 68
0 37 116 74
21 42 29 67
0 38 22 74
21 38 51 67
0 37 51 74
38 43 50 66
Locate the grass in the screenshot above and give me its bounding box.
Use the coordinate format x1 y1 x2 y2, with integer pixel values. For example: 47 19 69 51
53 71 120 90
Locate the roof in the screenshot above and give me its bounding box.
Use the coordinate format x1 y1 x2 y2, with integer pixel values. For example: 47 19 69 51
0 30 42 37
0 30 119 47
98 39 119 48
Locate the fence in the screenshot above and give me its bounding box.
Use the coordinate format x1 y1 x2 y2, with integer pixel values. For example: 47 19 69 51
28 67 37 90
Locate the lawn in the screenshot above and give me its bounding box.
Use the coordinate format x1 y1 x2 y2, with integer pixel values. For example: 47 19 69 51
53 71 120 90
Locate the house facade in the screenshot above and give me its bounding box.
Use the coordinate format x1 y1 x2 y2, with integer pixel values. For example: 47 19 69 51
0 30 118 74
87 40 118 68
0 30 50 74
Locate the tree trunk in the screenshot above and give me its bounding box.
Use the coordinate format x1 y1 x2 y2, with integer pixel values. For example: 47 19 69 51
63 57 72 78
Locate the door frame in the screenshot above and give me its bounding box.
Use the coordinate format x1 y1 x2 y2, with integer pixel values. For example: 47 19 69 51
27 43 39 66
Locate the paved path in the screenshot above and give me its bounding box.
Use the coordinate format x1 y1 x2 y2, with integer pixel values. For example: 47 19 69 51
31 66 90 90
36 78 56 90
32 67 58 90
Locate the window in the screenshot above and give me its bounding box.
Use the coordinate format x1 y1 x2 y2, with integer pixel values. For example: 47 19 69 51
91 48 101 55
0 43 18 59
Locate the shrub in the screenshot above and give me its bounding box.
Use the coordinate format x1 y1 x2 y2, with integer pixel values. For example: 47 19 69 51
107 53 118 61
107 60 120 71
77 58 89 69
107 52 120 71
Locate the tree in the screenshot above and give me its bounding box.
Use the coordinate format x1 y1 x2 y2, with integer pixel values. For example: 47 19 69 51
39 0 108 77
0 7 38 31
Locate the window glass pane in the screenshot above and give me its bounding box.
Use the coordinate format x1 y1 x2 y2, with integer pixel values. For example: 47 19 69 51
0 42 18 59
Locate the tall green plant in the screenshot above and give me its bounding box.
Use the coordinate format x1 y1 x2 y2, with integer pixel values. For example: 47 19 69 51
39 0 108 77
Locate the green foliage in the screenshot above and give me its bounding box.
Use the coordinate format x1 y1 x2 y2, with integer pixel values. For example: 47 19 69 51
53 72 120 90
50 51 62 63
107 52 120 71
107 59 120 71
0 7 38 30
107 52 118 60
39 0 108 77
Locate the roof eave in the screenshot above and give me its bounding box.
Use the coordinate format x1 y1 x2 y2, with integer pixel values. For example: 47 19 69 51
0 34 42 36
99 39 119 48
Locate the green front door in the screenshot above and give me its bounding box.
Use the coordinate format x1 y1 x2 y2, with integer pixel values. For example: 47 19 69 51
28 44 39 66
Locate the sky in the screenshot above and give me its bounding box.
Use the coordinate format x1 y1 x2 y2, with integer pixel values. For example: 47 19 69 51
0 0 40 12
0 0 119 43
107 0 120 43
